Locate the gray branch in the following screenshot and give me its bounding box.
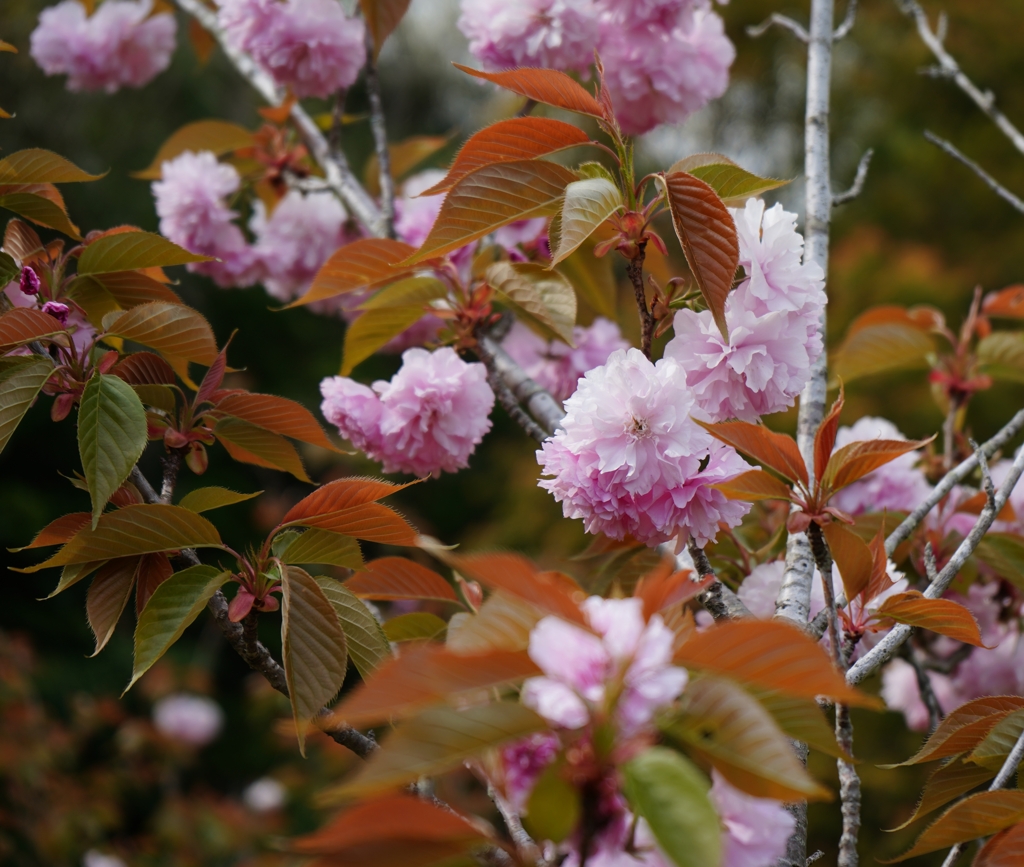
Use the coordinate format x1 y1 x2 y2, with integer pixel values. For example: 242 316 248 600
478 335 566 437
363 30 396 239
833 0 858 40
924 131 1024 215
747 13 810 43
832 148 874 206
896 0 1024 157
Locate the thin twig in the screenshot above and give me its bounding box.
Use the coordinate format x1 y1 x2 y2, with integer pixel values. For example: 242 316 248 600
685 538 751 621
835 635 862 867
626 243 654 359
363 30 395 239
925 131 1024 215
747 13 810 43
832 148 874 206
901 643 943 732
833 0 858 40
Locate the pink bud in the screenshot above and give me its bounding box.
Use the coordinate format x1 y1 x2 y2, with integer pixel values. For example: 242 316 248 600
163 428 190 449
97 351 120 374
228 586 256 622
41 301 69 326
51 392 75 422
186 441 208 474
19 266 40 296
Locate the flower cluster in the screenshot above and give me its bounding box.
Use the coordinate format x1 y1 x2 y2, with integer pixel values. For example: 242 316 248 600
457 0 734 135
502 317 629 402
217 0 366 98
320 347 495 477
31 0 176 93
537 348 751 547
665 199 826 422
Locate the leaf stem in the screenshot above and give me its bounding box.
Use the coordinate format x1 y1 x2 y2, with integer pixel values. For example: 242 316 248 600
626 241 654 359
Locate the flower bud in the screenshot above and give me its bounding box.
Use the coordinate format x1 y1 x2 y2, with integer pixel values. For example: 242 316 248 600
19 266 40 296
41 300 70 326
51 392 75 422
186 441 208 474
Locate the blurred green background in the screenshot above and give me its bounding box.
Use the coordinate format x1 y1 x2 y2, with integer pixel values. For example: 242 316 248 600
2 0 1024 864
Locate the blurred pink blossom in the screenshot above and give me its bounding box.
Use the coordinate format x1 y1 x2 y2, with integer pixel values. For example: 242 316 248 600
321 346 495 477
710 770 796 867
31 0 176 93
152 693 224 746
537 348 751 546
499 732 560 811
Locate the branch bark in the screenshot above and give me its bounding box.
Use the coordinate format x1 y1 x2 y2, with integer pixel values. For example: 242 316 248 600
363 29 396 238
626 242 655 359
684 538 751 621
924 131 1024 215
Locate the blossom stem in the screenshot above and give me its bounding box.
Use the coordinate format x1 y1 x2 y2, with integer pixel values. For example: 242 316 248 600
626 242 654 358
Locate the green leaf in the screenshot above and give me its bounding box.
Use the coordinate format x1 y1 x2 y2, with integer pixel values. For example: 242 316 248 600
280 528 364 570
550 177 624 265
0 149 105 184
669 154 789 206
576 161 618 184
978 332 1024 383
18 504 223 573
281 566 349 754
752 688 851 760
831 311 935 384
86 557 140 656
0 250 19 285
314 576 391 679
215 417 312 482
342 305 428 375
102 301 218 366
0 356 53 456
78 373 148 527
486 261 577 345
359 276 448 310
79 231 210 275
524 762 580 844
975 533 1024 593
622 747 722 867
329 702 544 799
47 560 107 599
384 612 448 642
127 565 230 692
967 708 1024 770
0 188 82 240
178 486 262 513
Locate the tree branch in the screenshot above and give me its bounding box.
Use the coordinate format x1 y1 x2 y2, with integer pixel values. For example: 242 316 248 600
474 336 550 444
901 643 943 732
746 13 810 43
684 538 751 621
832 148 874 206
363 30 396 239
477 335 565 436
626 243 655 359
924 131 1024 215
833 0 858 40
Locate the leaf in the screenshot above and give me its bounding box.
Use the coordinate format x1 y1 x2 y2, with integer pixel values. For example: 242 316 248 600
346 557 459 603
103 302 217 366
876 591 985 646
831 308 936 383
127 565 230 691
0 251 19 286
983 285 1024 319
214 392 340 452
423 117 592 196
712 468 794 502
18 504 223 573
78 231 211 275
178 486 261 513
486 261 577 344
821 521 874 601
0 148 104 184
342 305 427 374
86 557 140 656
132 120 254 180
365 136 450 196
892 697 1024 766
134 552 173 613
325 643 540 727
882 791 1024 862
289 238 417 308
967 709 1024 770
93 270 181 307
557 240 618 319
890 757 996 831
360 0 412 52
978 332 1024 383
622 747 722 867
359 276 448 311
524 762 580 844
9 511 90 551
0 357 53 456
0 307 67 350
281 529 364 570
281 566 349 754
384 612 448 642
667 677 831 801
446 591 543 654
331 702 543 799
407 160 578 263
975 822 1024 867
975 534 1024 592
314 577 391 679
814 389 844 485
291 503 417 545
78 374 148 527
215 417 312 482
283 477 412 524
453 64 605 119
824 437 932 493
697 419 808 486
0 186 82 239
659 171 739 341
675 619 877 707
635 564 712 620
2 218 44 263
669 154 788 206
110 351 177 385
753 689 851 760
550 177 624 265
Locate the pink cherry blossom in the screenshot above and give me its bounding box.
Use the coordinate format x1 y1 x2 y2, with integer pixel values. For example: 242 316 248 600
217 0 366 99
152 693 224 746
500 732 561 811
250 190 348 302
537 348 751 546
664 199 825 422
710 770 795 867
152 150 260 288
880 658 959 732
320 347 495 477
502 317 629 402
19 267 41 296
829 417 932 517
31 0 176 93
41 300 70 326
458 0 600 73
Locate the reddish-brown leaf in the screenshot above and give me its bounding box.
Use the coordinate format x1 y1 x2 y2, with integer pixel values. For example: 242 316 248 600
893 697 1024 766
674 620 877 708
86 556 139 656
882 791 1024 862
635 562 713 620
407 160 578 263
0 306 66 350
983 285 1024 320
712 469 794 502
814 389 844 484
282 477 413 525
975 821 1024 867
325 643 540 727
134 552 173 613
821 521 873 601
215 418 312 482
288 238 416 308
214 392 340 452
3 219 45 264
359 0 413 54
862 525 893 604
831 306 939 383
346 557 460 603
305 840 480 867
110 352 177 385
453 63 606 119
103 301 217 366
10 511 90 551
292 503 417 546
888 757 996 831
660 171 739 341
824 437 933 493
697 419 808 486
194 342 229 407
956 490 1016 522
876 591 985 646
421 117 592 196
97 270 181 307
